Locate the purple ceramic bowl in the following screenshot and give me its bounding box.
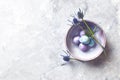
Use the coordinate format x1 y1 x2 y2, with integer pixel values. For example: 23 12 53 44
66 20 106 61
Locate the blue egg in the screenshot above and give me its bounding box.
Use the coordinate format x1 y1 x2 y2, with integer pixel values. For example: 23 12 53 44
79 35 90 44
88 38 95 47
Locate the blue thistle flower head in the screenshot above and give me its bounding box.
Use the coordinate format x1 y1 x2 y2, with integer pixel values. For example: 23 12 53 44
73 18 79 24
77 8 84 19
63 56 70 61
61 50 70 62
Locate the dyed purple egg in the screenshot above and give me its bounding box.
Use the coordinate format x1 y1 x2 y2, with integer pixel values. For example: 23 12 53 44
80 30 85 36
73 36 80 45
79 43 88 52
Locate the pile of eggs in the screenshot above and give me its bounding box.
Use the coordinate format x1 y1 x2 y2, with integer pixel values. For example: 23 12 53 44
73 30 96 52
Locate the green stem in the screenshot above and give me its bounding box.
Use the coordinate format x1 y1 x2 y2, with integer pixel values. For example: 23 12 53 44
82 19 106 56
82 19 94 35
70 58 82 61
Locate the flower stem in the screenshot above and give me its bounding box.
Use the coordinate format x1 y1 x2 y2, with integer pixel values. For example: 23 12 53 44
82 19 94 35
82 19 106 56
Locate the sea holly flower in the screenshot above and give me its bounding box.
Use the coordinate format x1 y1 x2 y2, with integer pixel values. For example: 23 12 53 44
62 55 70 62
61 50 79 62
61 50 70 62
73 18 79 24
77 8 84 19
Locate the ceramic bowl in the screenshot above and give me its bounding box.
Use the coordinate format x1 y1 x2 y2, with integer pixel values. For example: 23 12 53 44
66 20 106 61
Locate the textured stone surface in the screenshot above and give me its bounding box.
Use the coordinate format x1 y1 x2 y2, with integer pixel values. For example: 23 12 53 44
0 0 120 80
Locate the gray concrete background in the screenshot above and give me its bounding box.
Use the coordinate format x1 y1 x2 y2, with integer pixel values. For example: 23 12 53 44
0 0 119 80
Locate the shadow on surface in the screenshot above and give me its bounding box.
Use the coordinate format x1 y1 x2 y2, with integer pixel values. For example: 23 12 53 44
64 40 113 68
84 40 112 67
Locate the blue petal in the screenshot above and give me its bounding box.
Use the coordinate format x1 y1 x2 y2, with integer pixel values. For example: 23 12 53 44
63 56 70 61
73 18 78 24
